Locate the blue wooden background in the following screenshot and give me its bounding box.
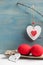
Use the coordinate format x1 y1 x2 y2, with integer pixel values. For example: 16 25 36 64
0 0 43 53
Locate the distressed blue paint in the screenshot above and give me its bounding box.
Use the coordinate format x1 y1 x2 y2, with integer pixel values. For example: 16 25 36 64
0 0 43 53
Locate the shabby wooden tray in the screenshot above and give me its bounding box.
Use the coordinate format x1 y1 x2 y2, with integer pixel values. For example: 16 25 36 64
5 50 43 60
21 55 43 60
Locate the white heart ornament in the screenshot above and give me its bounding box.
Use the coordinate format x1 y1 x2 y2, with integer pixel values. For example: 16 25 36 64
9 53 21 62
26 25 41 40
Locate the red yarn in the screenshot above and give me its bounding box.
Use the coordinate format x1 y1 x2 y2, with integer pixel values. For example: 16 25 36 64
32 22 35 25
31 44 43 56
18 44 31 55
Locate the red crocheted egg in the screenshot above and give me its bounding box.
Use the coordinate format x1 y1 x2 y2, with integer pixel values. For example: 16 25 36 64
31 44 43 56
18 44 31 55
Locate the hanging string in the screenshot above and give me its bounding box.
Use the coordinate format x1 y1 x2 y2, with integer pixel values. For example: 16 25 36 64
31 5 35 28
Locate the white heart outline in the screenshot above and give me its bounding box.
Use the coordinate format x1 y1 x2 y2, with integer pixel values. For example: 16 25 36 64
26 25 41 40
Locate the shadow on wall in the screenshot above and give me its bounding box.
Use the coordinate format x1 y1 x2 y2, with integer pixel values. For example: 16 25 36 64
23 30 34 42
